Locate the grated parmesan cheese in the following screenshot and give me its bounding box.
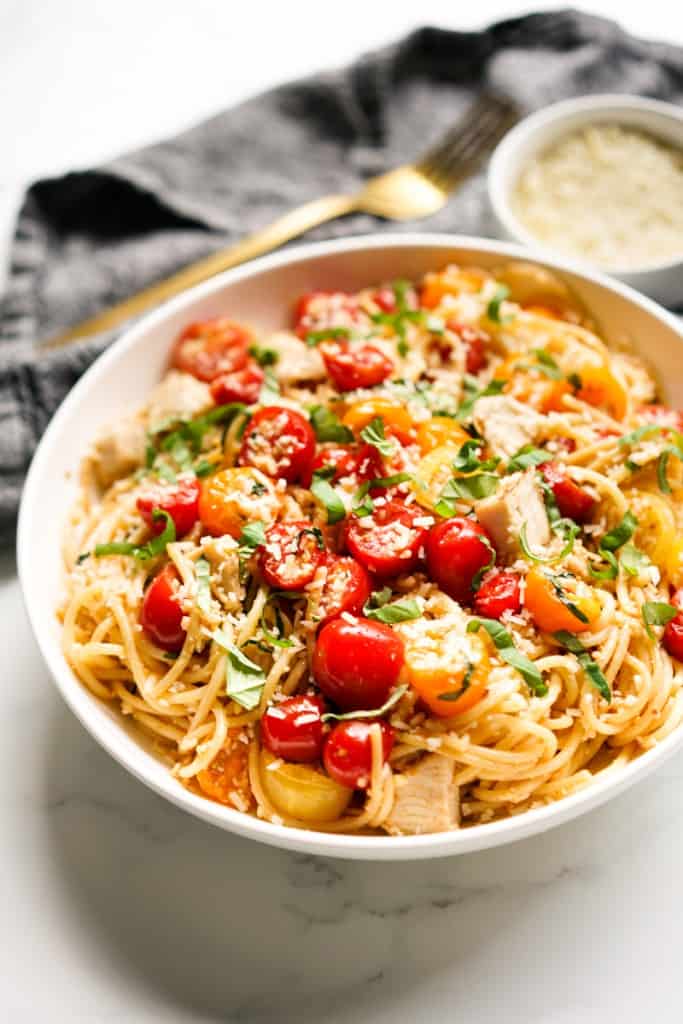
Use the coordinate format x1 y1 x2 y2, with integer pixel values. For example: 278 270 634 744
512 124 683 270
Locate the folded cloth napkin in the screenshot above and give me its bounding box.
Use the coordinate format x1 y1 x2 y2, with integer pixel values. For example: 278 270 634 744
1 8 682 541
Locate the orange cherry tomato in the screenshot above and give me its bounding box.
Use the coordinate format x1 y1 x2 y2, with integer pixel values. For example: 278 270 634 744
342 396 413 435
524 567 600 634
416 416 470 455
197 729 253 808
575 365 627 421
402 628 489 717
493 351 571 413
419 267 490 309
198 467 278 538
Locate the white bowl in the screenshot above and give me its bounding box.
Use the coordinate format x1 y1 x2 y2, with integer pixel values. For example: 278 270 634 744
17 233 683 860
488 94 683 307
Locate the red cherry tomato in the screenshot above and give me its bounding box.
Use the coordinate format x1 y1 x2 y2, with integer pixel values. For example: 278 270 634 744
344 501 429 578
426 517 494 604
323 720 394 790
552 436 577 454
261 695 325 763
171 318 250 382
474 569 522 619
239 406 316 484
312 554 372 624
321 340 393 392
209 360 264 405
446 319 490 374
312 617 405 711
640 404 683 432
140 564 186 651
312 444 360 484
136 476 200 537
258 521 325 591
293 291 361 339
664 615 683 661
373 287 399 313
540 462 595 523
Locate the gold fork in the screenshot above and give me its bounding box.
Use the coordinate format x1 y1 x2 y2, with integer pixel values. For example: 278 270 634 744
43 93 518 349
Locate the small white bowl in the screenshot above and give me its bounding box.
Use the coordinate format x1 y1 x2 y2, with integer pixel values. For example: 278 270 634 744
17 234 683 860
488 94 683 307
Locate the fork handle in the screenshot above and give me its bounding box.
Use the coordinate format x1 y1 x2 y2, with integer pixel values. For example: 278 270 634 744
42 193 358 349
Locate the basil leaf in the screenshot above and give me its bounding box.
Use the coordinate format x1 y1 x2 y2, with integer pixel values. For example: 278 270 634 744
366 587 393 609
309 405 354 444
467 617 547 696
506 445 552 474
642 601 678 640
544 571 589 623
451 440 500 474
435 472 499 516
94 509 176 561
239 521 266 550
486 284 510 323
305 327 351 347
212 633 266 711
472 535 497 591
364 598 422 624
258 367 280 406
567 372 582 390
553 630 611 702
321 684 408 723
360 417 395 457
601 510 637 552
618 424 662 447
588 549 619 581
248 344 278 367
619 543 651 577
311 474 346 525
456 377 506 422
533 348 562 377
437 661 475 703
260 596 294 649
195 557 212 613
351 472 413 516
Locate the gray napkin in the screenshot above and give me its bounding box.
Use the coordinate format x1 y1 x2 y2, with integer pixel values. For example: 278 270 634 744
2 8 682 542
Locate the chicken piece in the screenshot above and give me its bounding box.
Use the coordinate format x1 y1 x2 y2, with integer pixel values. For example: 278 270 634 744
473 394 545 459
90 415 146 488
147 370 212 429
263 331 325 384
383 754 459 836
477 468 550 561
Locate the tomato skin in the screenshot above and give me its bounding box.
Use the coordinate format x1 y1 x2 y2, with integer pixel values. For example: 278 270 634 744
140 565 186 651
663 616 683 660
209 360 264 405
344 501 429 578
293 291 361 339
425 517 494 604
172 318 250 382
261 695 325 763
524 567 600 634
258 521 325 591
136 476 200 537
311 554 372 624
323 720 394 790
199 467 277 539
416 416 470 456
312 444 359 483
239 406 316 484
312 617 405 711
640 405 683 432
342 397 413 436
372 285 418 313
446 319 489 373
321 340 393 392
540 462 595 523
474 570 522 619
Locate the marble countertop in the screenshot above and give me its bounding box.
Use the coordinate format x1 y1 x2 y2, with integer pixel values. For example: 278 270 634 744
3 3 683 1021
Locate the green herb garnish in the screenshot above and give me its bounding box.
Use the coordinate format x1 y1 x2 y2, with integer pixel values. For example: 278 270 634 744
642 601 678 640
305 327 351 347
360 417 395 458
248 344 278 367
94 509 176 560
363 595 422 624
321 685 408 723
506 445 552 474
467 618 547 696
309 405 354 444
553 631 611 702
486 284 510 323
212 630 267 710
311 471 346 525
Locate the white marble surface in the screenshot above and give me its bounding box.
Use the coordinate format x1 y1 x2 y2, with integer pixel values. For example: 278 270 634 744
3 2 683 1021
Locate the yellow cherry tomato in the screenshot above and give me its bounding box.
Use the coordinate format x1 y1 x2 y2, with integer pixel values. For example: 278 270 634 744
575 364 627 421
524 568 601 634
198 467 278 538
260 750 352 822
412 443 461 510
420 266 491 309
342 396 413 435
416 416 470 455
628 490 680 581
399 619 489 717
493 350 571 413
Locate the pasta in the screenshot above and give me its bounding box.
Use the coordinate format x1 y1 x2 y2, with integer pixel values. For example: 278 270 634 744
59 262 683 836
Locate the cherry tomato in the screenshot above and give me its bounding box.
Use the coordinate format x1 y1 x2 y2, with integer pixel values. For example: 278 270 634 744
293 291 361 339
425 517 494 604
312 444 359 483
199 467 278 538
209 360 264 405
345 501 429 578
525 567 600 634
403 629 489 717
552 436 577 454
663 616 683 660
323 720 394 790
446 319 489 374
239 406 316 484
309 554 372 624
197 729 252 807
342 396 413 436
136 476 200 538
640 405 683 432
258 521 325 591
321 340 393 392
416 416 470 456
540 462 595 523
575 365 627 421
372 284 418 313
171 318 250 382
140 564 186 651
312 617 405 711
474 570 522 619
261 695 325 763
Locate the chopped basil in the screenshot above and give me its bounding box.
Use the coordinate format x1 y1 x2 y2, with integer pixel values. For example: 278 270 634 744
618 424 662 447
451 439 499 474
239 521 266 550
212 630 267 710
309 405 354 444
456 376 506 422
514 348 563 381
305 327 351 347
94 509 176 561
321 684 408 723
194 460 214 478
248 344 278 367
553 630 611 702
258 367 281 406
467 618 547 696
472 535 497 591
567 372 582 391
434 472 499 516
351 472 412 516
486 284 510 323
195 557 212 613
147 403 248 480
370 279 423 350
363 596 422 623
251 480 267 496
543 571 590 624
519 519 578 564
642 601 678 640
506 445 552 474
589 510 637 581
311 472 346 525
619 543 651 577
260 595 294 649
360 417 395 458
437 661 475 702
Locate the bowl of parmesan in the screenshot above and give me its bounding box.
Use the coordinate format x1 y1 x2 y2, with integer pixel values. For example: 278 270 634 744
488 94 683 306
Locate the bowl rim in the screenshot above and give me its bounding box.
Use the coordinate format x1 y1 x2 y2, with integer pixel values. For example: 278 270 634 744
17 231 683 860
487 93 683 276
